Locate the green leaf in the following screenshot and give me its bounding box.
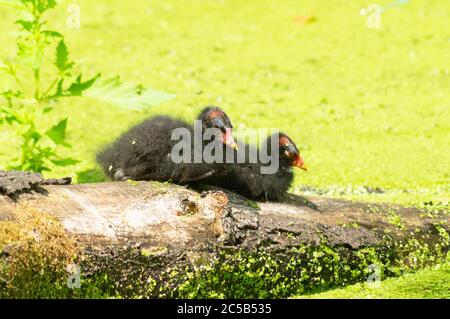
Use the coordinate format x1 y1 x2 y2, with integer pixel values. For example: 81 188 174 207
82 76 175 110
55 40 69 70
66 74 100 96
16 19 33 31
55 39 73 73
35 0 58 14
51 158 79 166
42 30 63 38
45 118 71 147
6 113 22 124
0 105 23 124
30 131 41 142
55 78 64 96
43 106 53 113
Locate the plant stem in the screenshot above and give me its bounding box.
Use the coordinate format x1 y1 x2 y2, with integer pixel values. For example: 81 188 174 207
12 72 25 93
34 69 40 100
41 76 60 100
32 5 41 101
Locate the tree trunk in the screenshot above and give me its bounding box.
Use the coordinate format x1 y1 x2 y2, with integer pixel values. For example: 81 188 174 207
0 179 448 298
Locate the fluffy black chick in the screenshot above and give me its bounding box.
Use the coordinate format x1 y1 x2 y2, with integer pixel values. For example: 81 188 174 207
202 132 307 201
96 106 237 184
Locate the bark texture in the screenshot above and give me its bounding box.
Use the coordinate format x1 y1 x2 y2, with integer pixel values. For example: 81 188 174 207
0 172 448 297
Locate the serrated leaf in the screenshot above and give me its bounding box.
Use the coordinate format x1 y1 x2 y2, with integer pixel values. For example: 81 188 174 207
51 158 79 166
55 39 73 73
82 76 175 110
55 40 68 70
45 118 71 147
66 74 100 96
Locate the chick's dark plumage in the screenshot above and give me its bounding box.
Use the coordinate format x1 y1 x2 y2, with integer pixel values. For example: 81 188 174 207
96 107 235 184
202 133 306 201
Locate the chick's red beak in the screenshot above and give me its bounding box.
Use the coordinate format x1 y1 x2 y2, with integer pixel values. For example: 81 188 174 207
223 128 238 150
294 155 308 171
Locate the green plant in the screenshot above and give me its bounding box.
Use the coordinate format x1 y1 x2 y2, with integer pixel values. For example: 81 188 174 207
0 0 173 173
386 209 405 230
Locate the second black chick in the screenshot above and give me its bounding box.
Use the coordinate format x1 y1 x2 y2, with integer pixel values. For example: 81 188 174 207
202 132 307 201
96 106 237 184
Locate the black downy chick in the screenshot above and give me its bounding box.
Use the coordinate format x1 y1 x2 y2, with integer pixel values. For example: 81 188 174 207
202 132 307 201
96 106 237 184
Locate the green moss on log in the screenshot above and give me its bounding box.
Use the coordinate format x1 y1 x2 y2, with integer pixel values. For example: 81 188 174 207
0 207 79 298
0 209 448 299
175 230 449 298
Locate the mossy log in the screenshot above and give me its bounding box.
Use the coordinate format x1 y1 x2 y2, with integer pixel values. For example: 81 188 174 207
0 179 449 298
